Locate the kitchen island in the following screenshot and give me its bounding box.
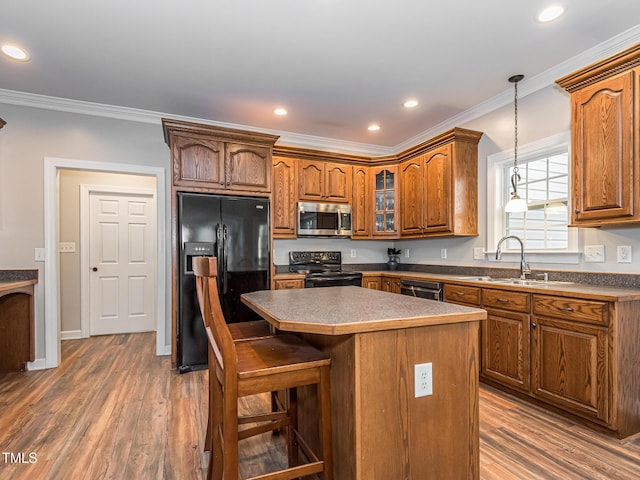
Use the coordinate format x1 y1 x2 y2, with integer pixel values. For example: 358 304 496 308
242 286 486 480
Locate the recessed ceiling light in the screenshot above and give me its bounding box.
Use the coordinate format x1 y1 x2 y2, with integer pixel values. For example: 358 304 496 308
403 100 419 108
1 44 30 61
537 5 565 22
274 108 287 116
368 124 380 132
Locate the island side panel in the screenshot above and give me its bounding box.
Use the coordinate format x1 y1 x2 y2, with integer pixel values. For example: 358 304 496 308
615 301 640 438
299 333 358 480
356 321 480 480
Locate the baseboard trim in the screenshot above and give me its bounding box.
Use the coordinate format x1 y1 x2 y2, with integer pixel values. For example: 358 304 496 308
61 330 83 340
27 358 47 371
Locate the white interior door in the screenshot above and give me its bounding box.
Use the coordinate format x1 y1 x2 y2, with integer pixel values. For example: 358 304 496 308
89 191 156 335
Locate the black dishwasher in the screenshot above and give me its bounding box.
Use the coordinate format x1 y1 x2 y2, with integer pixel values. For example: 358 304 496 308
400 279 443 301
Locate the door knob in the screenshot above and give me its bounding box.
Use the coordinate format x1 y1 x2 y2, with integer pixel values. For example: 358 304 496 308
92 267 98 272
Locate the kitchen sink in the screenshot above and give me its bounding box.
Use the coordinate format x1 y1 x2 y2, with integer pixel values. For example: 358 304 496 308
455 276 493 281
486 278 575 286
455 276 574 286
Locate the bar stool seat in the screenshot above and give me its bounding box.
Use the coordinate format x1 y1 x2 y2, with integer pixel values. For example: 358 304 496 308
193 256 333 480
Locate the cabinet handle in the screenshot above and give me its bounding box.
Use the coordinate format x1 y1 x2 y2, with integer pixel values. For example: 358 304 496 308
557 307 574 311
497 298 510 303
531 323 537 328
574 208 580 214
455 291 465 296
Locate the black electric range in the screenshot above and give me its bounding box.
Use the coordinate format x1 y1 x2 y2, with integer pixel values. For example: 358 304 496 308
289 251 363 288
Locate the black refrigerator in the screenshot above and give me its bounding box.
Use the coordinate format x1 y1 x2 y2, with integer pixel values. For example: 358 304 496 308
177 192 270 373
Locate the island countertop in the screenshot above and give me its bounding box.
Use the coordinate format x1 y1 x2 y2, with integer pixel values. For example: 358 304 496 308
241 285 486 335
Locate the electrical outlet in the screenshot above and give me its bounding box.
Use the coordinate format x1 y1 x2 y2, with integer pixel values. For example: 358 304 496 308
405 249 410 258
350 249 357 258
617 245 632 263
473 247 485 260
60 242 76 253
415 362 433 398
584 245 605 263
440 248 447 259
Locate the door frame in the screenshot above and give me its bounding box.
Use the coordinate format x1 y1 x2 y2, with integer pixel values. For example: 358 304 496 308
80 184 157 338
43 157 167 369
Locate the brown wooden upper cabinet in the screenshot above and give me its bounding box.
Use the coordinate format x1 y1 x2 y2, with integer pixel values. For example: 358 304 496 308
352 164 399 239
556 43 640 227
162 119 279 194
400 128 481 237
351 165 371 237
298 160 352 203
272 156 297 238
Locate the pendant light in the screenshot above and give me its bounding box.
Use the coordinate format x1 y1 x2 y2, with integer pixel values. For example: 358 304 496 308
504 74 528 213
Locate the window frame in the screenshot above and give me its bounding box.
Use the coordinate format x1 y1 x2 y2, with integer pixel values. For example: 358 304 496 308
486 131 580 264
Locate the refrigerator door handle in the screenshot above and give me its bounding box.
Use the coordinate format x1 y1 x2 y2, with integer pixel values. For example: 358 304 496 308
215 223 224 293
222 224 229 295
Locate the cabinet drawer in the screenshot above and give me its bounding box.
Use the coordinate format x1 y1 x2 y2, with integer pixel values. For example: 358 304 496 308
274 279 304 290
483 289 530 313
444 284 481 306
532 295 608 326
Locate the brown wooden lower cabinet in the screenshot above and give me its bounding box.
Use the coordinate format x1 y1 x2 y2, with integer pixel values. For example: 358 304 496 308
273 278 304 290
362 276 381 290
531 315 608 423
483 309 530 393
381 276 401 294
0 282 36 373
443 282 640 438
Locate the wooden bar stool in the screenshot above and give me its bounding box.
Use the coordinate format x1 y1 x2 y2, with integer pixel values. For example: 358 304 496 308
194 256 333 480
194 257 276 454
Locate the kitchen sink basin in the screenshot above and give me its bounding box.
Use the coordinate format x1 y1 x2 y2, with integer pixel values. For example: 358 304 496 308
487 278 575 286
455 276 493 281
454 276 574 286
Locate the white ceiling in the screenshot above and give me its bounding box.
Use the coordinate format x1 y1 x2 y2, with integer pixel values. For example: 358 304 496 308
1 1 640 153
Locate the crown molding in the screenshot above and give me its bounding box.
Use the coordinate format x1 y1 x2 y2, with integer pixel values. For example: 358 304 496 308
0 88 393 157
392 25 640 153
1 25 639 156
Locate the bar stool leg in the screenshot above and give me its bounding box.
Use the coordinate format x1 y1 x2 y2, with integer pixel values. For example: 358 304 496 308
287 387 299 468
319 366 333 480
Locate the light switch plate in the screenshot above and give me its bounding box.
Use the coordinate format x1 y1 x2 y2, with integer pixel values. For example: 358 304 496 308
60 242 76 253
473 247 485 260
584 245 605 263
34 248 45 262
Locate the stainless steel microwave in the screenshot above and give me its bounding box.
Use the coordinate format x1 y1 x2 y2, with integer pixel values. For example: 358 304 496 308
297 202 352 237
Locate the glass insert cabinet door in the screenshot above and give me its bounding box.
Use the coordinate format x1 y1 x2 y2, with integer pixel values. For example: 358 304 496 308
374 168 396 233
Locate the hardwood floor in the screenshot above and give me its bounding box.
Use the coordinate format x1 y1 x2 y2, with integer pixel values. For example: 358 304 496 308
0 332 639 479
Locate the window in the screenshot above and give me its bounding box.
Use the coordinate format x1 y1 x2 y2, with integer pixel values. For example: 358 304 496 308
487 132 578 260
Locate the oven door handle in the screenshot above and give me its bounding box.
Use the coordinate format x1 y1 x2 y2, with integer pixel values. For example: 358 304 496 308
310 274 362 282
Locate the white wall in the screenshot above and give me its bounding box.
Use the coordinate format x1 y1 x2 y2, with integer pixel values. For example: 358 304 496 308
273 238 389 266
0 104 171 358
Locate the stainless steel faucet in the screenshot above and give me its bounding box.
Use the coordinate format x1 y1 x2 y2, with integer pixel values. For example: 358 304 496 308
496 235 531 280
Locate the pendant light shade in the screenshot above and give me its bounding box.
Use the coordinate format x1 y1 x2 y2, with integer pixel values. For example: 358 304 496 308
506 74 527 213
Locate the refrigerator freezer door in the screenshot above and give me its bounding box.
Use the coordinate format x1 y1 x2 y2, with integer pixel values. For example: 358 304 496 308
220 196 270 323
